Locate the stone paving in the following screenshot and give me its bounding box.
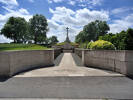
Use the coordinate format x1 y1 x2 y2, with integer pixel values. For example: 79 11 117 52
15 53 122 77
0 53 133 99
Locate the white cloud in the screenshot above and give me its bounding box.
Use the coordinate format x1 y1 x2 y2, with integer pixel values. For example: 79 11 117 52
0 35 12 43
19 8 30 15
111 7 133 14
28 0 34 3
0 0 18 8
0 0 18 6
48 7 109 42
109 14 133 33
0 7 32 25
68 0 76 5
90 0 102 6
47 0 103 7
48 0 63 3
50 7 109 26
48 20 60 30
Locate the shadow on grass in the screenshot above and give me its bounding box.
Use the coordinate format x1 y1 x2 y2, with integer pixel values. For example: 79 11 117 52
54 53 64 66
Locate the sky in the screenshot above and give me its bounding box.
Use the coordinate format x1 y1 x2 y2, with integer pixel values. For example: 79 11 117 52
0 0 133 43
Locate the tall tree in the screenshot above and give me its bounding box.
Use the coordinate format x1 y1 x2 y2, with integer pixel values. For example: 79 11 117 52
125 28 133 50
75 31 86 43
0 17 29 43
29 14 48 44
75 20 110 43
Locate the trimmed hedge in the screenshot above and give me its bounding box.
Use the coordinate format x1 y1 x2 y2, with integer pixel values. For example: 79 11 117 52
87 40 115 50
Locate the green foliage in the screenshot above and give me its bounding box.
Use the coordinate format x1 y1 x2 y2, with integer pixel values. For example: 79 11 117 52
99 28 133 50
0 43 48 51
125 28 133 50
79 42 88 49
48 36 59 45
56 42 66 46
70 42 79 46
87 41 93 49
75 31 86 43
75 20 110 43
56 42 79 46
99 33 115 43
29 14 48 44
0 17 29 43
87 40 115 50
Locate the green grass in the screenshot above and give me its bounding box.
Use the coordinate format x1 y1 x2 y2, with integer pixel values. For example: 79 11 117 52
56 42 79 46
0 43 49 51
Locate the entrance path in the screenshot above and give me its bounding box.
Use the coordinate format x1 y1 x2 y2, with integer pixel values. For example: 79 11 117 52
1 53 133 99
15 53 122 77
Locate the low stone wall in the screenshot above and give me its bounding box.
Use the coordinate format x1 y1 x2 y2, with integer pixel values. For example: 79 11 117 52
81 50 133 76
54 48 62 59
0 50 54 76
74 48 83 58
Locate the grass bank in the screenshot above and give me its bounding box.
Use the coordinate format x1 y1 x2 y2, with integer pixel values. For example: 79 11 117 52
0 43 49 51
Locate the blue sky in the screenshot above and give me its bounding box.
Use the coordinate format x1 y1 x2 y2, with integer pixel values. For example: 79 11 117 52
0 0 133 42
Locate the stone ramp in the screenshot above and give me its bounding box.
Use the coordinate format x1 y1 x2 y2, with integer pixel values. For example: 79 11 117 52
15 53 122 77
0 53 133 99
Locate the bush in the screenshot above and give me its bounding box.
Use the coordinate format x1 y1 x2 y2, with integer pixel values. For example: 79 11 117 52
87 41 93 49
87 40 115 50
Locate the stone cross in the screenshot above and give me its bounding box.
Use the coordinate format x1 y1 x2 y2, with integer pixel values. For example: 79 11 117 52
66 27 69 38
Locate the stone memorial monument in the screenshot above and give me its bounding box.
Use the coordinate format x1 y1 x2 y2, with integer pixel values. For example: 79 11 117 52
65 27 70 43
52 27 78 53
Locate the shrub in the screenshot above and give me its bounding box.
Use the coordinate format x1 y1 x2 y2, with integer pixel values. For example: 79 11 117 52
87 41 93 49
88 40 115 50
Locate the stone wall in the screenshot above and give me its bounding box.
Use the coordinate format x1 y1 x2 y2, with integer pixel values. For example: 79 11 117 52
54 48 62 59
80 50 133 76
0 50 54 76
74 48 83 58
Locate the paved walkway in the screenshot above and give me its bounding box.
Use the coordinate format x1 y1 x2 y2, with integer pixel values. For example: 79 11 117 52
15 53 122 77
0 53 133 99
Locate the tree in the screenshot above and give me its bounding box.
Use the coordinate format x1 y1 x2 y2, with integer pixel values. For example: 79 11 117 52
75 31 86 43
99 31 126 50
125 28 133 50
99 33 115 43
98 29 133 50
75 20 110 43
0 17 29 43
29 14 48 44
48 36 59 45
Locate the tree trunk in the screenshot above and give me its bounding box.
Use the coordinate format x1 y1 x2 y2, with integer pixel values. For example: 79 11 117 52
34 36 37 44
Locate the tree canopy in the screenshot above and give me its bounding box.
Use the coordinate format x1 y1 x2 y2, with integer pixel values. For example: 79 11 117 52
29 14 49 44
48 36 59 45
99 28 133 50
0 17 29 43
75 20 110 43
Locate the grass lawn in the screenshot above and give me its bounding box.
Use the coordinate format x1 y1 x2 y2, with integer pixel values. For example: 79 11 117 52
56 42 79 46
0 43 49 51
